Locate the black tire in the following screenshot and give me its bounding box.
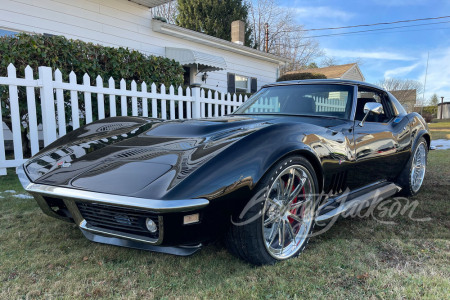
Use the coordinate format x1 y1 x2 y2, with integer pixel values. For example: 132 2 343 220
225 156 319 265
397 137 428 197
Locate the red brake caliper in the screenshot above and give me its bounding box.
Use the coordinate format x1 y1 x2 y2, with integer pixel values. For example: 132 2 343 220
288 182 305 224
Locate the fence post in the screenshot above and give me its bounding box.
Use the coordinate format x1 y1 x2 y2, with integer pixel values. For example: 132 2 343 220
191 83 201 119
38 66 57 146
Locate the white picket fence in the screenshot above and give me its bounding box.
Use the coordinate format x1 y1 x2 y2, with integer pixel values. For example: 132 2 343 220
0 64 247 175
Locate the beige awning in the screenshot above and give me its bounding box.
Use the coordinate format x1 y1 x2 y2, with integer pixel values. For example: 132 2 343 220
165 47 227 72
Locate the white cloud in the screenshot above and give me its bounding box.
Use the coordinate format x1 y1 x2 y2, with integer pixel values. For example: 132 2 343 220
324 48 416 61
384 63 421 78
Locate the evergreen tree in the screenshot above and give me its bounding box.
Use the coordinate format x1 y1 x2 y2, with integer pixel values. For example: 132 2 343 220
430 93 439 106
176 0 252 46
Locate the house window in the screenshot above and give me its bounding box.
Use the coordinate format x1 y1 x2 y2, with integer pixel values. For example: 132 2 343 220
228 73 257 94
0 29 18 37
235 75 249 93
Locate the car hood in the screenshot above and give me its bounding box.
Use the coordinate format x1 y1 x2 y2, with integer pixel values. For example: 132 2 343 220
24 116 273 195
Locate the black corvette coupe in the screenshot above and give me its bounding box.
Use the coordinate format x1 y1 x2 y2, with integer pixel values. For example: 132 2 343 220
18 80 430 265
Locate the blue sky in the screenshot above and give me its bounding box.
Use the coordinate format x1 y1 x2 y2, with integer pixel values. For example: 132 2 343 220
280 0 450 102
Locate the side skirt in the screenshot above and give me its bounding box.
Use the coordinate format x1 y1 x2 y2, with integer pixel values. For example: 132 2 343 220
315 182 402 223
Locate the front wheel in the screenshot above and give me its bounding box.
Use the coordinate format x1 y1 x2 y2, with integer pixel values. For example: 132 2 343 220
398 137 428 196
226 156 318 265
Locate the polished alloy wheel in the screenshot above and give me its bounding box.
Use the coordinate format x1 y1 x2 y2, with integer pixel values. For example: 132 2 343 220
262 165 315 259
411 142 427 193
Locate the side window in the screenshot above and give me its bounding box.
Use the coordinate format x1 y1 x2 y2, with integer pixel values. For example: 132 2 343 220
356 87 394 122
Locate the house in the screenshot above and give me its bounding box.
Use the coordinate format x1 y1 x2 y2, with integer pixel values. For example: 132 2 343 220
0 0 287 94
389 90 417 113
286 63 365 81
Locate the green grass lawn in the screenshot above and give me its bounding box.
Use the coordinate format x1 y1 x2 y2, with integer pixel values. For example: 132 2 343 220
429 120 450 139
1 151 449 299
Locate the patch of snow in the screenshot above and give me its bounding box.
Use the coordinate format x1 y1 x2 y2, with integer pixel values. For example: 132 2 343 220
4 190 16 193
431 139 450 150
13 194 34 199
0 196 4 199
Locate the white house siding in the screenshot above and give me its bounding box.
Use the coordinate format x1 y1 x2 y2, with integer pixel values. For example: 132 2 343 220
0 0 280 93
341 66 364 81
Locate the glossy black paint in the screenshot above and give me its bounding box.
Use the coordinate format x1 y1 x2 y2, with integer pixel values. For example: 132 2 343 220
23 80 431 247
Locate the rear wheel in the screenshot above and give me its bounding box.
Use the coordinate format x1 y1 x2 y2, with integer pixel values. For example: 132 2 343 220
226 156 318 265
398 137 428 196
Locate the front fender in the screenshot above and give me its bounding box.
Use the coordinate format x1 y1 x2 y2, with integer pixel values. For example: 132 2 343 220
161 123 325 202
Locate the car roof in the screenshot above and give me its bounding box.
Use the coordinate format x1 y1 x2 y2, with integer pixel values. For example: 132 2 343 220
262 79 387 92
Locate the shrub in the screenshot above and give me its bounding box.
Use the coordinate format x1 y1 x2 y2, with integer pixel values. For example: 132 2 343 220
277 72 327 82
0 34 184 153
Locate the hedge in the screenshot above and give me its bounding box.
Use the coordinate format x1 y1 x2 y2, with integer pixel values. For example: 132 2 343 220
0 33 184 154
277 72 327 81
0 33 184 86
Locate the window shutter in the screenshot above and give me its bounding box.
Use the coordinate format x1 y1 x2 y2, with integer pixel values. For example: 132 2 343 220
251 78 257 93
227 73 235 94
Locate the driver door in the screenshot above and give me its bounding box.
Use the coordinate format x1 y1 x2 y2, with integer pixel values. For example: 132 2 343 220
348 87 410 188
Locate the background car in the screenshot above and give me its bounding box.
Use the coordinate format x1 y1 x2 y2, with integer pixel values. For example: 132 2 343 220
18 79 430 265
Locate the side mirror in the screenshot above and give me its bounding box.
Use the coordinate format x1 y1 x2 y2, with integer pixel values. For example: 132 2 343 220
358 102 383 127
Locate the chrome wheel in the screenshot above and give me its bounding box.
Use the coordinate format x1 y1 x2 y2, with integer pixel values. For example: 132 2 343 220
411 142 427 193
262 165 315 260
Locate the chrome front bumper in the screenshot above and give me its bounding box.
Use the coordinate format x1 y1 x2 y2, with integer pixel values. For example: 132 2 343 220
17 165 208 254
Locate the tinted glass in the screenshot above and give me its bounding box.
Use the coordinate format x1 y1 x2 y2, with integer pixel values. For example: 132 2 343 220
234 84 354 119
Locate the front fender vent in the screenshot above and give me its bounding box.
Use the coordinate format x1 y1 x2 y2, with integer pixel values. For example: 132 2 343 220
328 171 348 195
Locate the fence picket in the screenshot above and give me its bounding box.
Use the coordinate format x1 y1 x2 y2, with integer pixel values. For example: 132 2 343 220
178 86 183 119
39 66 57 146
200 89 205 118
131 80 138 116
151 83 157 118
54 69 66 136
108 77 116 117
169 85 175 120
120 79 127 116
214 91 219 117
24 66 39 155
7 64 23 162
96 75 105 120
0 96 5 174
142 82 148 117
83 74 93 124
186 87 192 119
69 71 80 129
207 90 212 118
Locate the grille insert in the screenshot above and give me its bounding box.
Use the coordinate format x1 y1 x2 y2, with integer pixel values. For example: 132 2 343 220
76 202 160 239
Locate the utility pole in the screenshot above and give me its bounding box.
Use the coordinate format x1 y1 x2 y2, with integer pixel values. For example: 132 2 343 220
421 52 429 115
440 96 444 119
265 23 269 53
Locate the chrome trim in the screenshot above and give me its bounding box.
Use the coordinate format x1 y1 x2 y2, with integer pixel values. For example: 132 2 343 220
315 183 402 222
16 164 31 190
350 85 358 121
79 219 163 245
24 183 209 213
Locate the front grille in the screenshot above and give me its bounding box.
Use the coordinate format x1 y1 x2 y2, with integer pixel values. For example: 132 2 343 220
76 202 160 240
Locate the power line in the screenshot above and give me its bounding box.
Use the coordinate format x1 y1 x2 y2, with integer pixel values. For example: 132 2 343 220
290 15 450 32
298 26 450 39
298 20 450 38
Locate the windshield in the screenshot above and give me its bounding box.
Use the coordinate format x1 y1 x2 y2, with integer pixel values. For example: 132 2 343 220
233 84 354 119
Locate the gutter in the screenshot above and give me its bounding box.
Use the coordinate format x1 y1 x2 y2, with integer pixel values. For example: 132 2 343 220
152 20 289 65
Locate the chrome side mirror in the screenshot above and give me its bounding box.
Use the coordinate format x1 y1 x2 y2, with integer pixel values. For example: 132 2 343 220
358 102 383 127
